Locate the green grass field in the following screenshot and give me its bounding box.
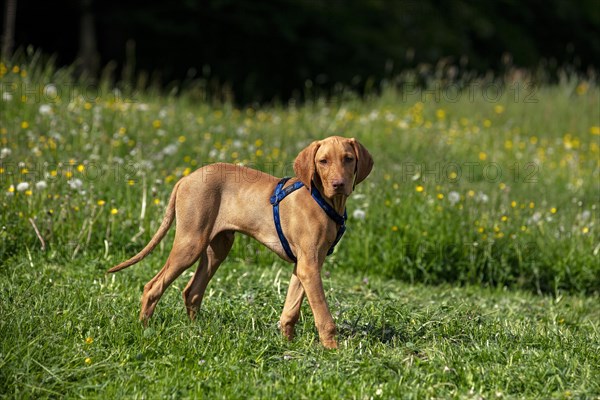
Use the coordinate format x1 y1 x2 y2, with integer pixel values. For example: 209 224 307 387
1 58 599 398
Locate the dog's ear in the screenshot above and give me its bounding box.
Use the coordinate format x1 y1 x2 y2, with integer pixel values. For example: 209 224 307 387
350 138 374 186
294 140 320 190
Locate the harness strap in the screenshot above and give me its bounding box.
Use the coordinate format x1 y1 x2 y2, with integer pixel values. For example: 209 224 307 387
270 178 304 262
270 177 347 263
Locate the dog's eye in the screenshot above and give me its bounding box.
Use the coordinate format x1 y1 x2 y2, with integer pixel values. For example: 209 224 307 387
344 156 354 163
318 159 328 165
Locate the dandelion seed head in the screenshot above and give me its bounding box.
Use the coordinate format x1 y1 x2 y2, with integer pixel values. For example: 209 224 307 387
16 182 30 192
44 84 58 98
68 178 83 190
35 181 48 190
448 191 460 205
39 104 52 115
352 209 366 220
475 192 489 203
0 147 11 159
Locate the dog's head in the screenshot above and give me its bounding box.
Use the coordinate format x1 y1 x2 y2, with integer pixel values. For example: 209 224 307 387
294 136 373 199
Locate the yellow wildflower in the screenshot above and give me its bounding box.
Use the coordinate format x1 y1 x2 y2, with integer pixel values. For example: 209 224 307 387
576 83 588 95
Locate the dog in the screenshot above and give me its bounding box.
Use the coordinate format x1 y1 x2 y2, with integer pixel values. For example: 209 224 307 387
108 136 373 348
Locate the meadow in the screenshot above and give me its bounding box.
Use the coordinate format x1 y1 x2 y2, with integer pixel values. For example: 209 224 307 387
0 56 599 398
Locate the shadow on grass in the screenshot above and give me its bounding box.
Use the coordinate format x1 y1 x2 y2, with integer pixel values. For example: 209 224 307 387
337 317 407 345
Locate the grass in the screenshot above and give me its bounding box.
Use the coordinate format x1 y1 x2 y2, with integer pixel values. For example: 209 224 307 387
2 255 599 399
1 55 599 398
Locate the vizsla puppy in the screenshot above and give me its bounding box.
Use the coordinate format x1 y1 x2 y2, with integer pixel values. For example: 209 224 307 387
108 136 373 348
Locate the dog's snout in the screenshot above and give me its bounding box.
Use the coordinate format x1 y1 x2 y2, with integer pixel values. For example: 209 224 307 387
332 179 346 190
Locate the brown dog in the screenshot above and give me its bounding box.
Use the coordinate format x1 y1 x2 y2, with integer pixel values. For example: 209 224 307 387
108 136 373 348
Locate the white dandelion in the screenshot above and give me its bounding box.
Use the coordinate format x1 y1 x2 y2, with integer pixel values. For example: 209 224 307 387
16 182 30 192
39 104 52 115
68 178 83 190
448 191 460 205
35 181 48 190
0 147 11 159
352 209 366 221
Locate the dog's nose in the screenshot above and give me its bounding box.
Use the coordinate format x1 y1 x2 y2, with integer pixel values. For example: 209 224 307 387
332 179 346 190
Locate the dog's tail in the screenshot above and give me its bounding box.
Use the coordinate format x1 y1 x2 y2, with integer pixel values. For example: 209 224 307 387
107 181 180 273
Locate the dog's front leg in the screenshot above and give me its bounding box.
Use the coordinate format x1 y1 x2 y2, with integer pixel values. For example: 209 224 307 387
296 257 337 349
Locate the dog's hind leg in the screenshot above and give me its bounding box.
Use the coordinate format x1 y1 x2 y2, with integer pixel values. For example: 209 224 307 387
139 232 209 324
280 271 305 341
182 231 235 320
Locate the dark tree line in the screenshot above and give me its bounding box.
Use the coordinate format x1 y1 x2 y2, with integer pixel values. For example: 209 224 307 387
2 0 599 102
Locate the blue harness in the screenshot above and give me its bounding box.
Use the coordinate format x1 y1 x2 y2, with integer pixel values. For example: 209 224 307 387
270 177 347 263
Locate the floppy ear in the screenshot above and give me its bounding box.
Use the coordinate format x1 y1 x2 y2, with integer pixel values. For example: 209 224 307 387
294 141 320 190
350 138 374 186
